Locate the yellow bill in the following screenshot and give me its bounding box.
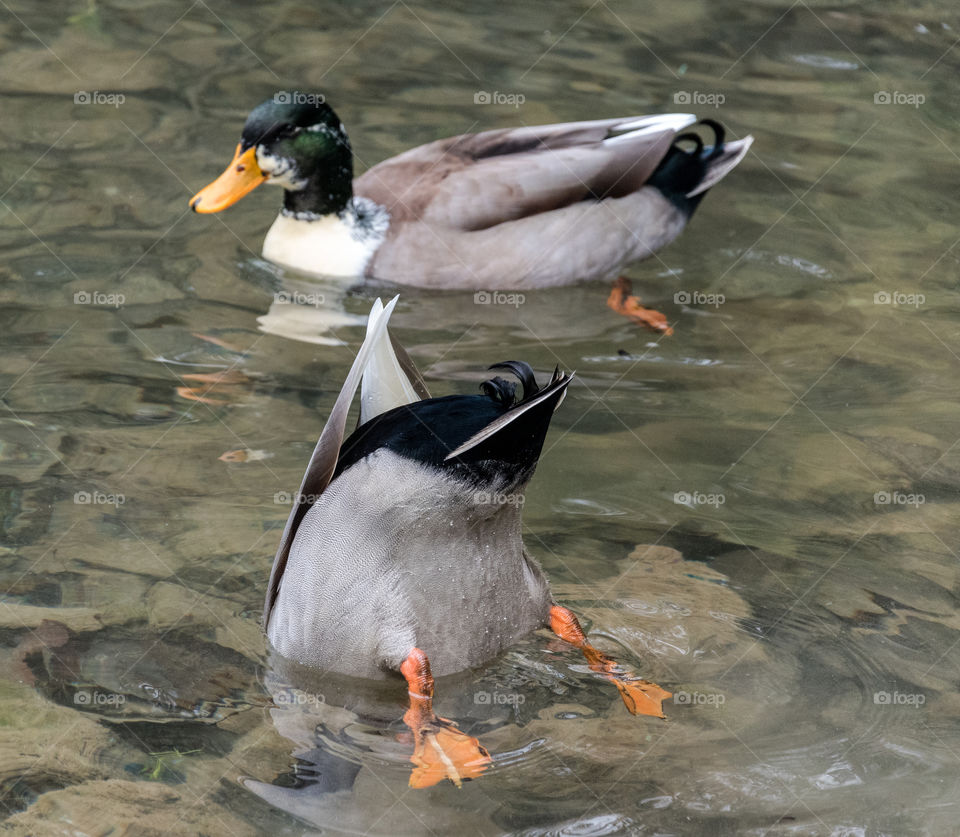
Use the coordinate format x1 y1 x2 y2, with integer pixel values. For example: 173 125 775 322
189 144 267 213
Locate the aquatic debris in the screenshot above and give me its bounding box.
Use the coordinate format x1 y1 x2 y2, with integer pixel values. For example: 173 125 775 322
176 369 253 406
218 449 273 463
139 749 201 782
190 332 248 354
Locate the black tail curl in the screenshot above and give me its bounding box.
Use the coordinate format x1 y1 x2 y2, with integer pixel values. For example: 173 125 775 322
481 361 567 406
482 360 537 406
674 119 725 160
647 118 730 215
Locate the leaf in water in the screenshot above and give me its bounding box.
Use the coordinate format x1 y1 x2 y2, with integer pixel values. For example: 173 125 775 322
191 332 248 354
181 370 250 385
140 748 202 782
175 386 229 406
218 448 272 463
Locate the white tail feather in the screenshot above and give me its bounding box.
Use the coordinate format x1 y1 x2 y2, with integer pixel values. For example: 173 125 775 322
359 296 422 424
686 135 754 198
604 113 697 144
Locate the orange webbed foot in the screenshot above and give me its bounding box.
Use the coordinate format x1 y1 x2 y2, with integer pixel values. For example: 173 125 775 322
607 276 674 336
551 605 672 719
404 701 492 788
401 648 492 788
580 646 672 718
611 678 672 718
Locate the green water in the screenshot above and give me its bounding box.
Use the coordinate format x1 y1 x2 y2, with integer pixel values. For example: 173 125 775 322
2 1 960 834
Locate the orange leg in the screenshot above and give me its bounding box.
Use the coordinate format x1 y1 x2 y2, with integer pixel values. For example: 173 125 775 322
549 605 672 718
607 276 674 336
400 647 492 788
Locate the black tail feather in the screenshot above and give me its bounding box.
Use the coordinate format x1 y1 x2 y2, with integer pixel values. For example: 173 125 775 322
647 119 746 217
487 360 539 401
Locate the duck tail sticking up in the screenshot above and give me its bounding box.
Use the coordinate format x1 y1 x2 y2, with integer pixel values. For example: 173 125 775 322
646 119 754 218
265 294 421 622
358 297 430 425
444 363 572 467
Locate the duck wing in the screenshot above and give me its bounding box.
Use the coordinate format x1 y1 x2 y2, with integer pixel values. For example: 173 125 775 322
355 114 697 231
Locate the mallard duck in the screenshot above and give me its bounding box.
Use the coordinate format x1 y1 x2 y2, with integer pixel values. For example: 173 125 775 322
264 297 671 788
190 94 752 315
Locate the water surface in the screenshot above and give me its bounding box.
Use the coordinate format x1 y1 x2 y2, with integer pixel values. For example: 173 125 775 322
2 1 960 834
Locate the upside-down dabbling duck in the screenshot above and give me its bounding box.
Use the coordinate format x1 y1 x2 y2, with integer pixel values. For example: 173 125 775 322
263 297 671 787
190 94 752 331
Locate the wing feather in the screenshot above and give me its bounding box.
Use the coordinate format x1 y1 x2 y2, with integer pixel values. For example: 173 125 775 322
355 115 697 231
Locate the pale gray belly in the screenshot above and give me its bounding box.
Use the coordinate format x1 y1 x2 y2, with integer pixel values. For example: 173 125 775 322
265 452 553 678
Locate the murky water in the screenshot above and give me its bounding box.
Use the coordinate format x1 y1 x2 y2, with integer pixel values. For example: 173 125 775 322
2 0 960 834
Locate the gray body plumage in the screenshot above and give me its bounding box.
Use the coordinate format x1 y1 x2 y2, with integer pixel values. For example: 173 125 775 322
364 186 688 290
266 449 553 678
356 116 753 289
